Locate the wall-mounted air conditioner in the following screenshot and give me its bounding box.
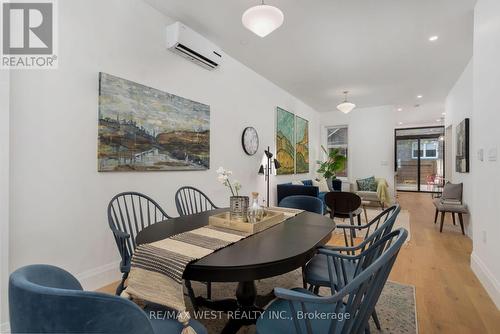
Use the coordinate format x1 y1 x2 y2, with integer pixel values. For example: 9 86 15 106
166 22 223 70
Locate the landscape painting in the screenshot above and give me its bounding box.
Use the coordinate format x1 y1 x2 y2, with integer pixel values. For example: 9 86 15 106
456 118 469 173
295 116 309 173
98 73 210 172
276 107 295 175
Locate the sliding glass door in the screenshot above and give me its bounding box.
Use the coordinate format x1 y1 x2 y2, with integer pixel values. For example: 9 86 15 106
395 127 445 193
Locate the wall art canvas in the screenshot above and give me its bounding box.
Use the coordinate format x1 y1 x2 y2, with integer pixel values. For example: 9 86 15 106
98 73 210 172
276 107 295 175
456 118 469 173
295 115 309 173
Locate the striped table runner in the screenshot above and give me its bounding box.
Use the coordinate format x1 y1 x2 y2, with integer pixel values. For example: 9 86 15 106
123 208 302 333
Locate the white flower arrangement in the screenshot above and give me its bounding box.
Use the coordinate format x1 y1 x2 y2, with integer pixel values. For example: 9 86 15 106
216 167 242 196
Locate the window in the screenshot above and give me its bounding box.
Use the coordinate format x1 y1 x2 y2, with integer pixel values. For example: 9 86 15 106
411 140 439 159
326 126 348 177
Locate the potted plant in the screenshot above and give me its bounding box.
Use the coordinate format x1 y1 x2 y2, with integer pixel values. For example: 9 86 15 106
316 146 347 190
216 167 248 221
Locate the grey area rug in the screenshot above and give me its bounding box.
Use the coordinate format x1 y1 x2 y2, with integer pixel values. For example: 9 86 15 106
188 269 417 334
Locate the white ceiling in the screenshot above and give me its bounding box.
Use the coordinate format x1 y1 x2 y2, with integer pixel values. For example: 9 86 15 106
145 0 474 125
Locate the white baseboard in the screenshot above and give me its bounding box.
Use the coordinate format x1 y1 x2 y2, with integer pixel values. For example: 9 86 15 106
471 252 500 310
0 321 10 333
76 260 121 291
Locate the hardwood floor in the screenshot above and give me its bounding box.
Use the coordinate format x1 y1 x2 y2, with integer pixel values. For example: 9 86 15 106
98 192 500 333
383 192 500 334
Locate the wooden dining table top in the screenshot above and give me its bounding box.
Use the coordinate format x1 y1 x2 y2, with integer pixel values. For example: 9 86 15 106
136 208 335 282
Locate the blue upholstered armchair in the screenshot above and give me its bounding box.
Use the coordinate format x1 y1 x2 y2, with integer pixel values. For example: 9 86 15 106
9 264 207 334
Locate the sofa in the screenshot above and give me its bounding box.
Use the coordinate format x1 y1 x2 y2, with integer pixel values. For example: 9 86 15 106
277 179 342 206
351 177 391 208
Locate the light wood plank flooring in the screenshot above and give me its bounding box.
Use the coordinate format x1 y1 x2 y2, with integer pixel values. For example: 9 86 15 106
98 192 500 333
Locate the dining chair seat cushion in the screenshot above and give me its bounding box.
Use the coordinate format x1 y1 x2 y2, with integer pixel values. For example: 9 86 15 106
432 198 468 213
256 288 346 334
305 254 357 287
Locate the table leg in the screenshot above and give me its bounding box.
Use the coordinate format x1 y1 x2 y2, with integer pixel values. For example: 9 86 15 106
195 281 264 334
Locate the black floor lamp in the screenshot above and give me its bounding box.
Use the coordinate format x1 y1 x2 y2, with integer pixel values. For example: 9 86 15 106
258 146 281 207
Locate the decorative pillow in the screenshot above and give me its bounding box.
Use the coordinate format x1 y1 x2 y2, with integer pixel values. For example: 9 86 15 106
291 180 304 185
357 176 377 192
313 178 330 193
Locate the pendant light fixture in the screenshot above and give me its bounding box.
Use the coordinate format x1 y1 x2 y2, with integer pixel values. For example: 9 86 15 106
337 91 356 114
242 1 284 38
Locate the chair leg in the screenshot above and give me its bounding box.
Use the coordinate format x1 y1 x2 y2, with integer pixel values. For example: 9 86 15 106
363 206 369 223
206 281 212 300
440 211 445 232
313 285 320 294
349 212 357 239
452 213 456 225
434 209 438 224
458 213 465 235
357 213 362 226
301 265 307 289
372 309 382 330
185 280 199 312
115 272 128 296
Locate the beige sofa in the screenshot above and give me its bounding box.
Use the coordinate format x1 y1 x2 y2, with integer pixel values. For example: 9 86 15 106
351 178 391 209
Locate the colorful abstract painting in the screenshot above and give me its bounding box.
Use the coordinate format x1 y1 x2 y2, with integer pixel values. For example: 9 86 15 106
295 115 309 173
98 73 210 172
276 107 295 175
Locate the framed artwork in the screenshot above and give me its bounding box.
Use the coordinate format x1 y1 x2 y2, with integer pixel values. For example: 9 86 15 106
276 107 295 175
98 73 210 171
456 118 469 173
295 115 309 173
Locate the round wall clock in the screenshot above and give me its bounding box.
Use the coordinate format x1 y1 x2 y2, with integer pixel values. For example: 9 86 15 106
242 127 259 156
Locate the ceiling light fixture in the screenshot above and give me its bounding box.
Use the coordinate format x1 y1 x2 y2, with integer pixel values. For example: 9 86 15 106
442 112 446 116
242 1 284 38
436 119 441 122
337 91 356 114
429 35 439 42
398 122 403 125
417 95 423 99
397 108 403 112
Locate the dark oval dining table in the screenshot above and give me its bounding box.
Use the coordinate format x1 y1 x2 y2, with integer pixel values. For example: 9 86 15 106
136 208 335 334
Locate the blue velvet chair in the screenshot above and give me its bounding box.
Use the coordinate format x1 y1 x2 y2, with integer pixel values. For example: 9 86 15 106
256 228 408 334
279 195 324 215
9 264 207 334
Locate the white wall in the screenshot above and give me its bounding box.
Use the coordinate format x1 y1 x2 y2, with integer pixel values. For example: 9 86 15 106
0 69 10 329
444 60 473 236
8 0 320 290
469 0 500 309
320 106 396 195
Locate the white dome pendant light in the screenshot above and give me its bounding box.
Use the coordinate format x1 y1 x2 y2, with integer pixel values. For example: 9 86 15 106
337 91 356 114
242 1 284 38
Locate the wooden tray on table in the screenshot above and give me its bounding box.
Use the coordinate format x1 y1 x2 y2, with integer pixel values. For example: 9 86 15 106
208 210 286 234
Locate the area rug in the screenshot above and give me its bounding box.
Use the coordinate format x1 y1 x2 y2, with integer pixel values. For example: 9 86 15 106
188 269 417 333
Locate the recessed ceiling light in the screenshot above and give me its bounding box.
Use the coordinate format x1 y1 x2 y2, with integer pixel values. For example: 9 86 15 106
417 95 423 99
442 112 446 116
436 119 441 122
398 122 403 125
429 35 439 42
397 108 403 112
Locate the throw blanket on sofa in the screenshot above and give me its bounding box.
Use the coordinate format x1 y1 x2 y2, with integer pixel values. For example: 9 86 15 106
123 208 301 334
376 178 391 206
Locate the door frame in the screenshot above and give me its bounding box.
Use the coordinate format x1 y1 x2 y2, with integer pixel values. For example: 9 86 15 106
394 126 445 193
